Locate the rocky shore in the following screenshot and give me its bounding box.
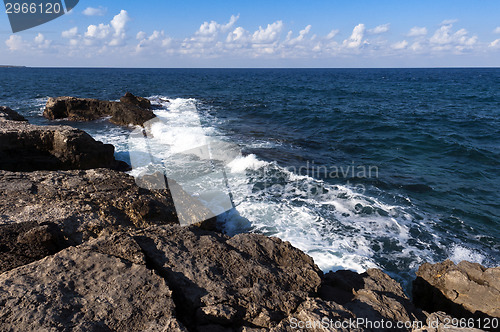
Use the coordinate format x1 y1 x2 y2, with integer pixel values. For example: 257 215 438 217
0 104 498 331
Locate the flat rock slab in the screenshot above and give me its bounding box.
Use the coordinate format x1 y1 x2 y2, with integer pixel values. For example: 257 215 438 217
0 233 185 332
0 169 178 243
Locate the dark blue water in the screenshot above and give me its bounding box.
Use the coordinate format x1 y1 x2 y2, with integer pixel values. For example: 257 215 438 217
1 68 499 284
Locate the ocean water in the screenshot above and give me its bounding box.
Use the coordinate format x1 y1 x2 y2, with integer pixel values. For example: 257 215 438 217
1 68 499 286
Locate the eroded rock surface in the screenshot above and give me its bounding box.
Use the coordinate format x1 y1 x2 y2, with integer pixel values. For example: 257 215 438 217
413 260 500 319
0 233 185 332
0 119 128 171
43 92 155 126
0 169 178 243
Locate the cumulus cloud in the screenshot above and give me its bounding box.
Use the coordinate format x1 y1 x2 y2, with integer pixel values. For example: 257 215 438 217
226 27 250 43
83 6 107 16
429 23 477 51
326 29 339 40
136 30 172 52
83 10 130 46
368 24 390 34
494 27 500 34
5 35 26 51
34 33 51 48
62 27 78 38
490 39 500 48
252 21 284 43
392 40 408 50
407 27 427 37
343 24 366 48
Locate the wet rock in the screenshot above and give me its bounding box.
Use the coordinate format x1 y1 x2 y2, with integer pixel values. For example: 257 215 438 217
413 260 500 319
0 120 128 171
43 93 155 126
0 106 27 122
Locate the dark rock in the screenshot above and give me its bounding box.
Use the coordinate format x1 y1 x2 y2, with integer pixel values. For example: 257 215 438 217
0 221 69 274
0 234 186 331
320 268 426 330
133 225 323 330
273 298 359 332
413 260 500 319
120 91 152 109
109 102 156 127
0 106 27 122
0 120 128 171
43 93 155 126
0 169 179 243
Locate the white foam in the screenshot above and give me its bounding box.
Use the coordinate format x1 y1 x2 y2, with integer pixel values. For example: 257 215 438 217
448 245 485 265
115 96 447 274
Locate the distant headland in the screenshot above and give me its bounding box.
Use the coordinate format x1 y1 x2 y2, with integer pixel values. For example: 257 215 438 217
0 65 26 68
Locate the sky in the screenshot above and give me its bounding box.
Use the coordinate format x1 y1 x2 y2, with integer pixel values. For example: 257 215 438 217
1 0 500 67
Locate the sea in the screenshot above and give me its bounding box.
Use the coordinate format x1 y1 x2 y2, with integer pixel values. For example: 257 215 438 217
1 68 499 288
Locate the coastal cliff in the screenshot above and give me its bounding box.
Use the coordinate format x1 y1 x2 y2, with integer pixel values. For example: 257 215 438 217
0 106 498 331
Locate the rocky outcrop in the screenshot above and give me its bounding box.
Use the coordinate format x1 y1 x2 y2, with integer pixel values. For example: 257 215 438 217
0 232 185 332
0 119 128 171
43 92 155 126
133 226 323 330
0 169 179 244
413 260 500 319
0 106 27 121
0 220 497 331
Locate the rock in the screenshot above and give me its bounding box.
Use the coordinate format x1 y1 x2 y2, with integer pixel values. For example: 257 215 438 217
0 120 128 171
43 93 155 126
132 225 323 330
121 91 152 109
413 260 500 319
0 169 179 243
0 106 27 122
272 298 359 332
0 234 186 331
0 221 68 274
320 269 426 329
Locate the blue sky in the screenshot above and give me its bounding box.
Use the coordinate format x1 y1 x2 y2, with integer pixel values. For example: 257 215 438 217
1 0 500 67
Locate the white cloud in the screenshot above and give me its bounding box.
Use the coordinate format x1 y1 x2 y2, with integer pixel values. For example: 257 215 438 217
226 27 249 43
392 40 408 50
285 25 312 45
441 19 458 25
83 10 130 46
83 6 107 16
136 30 172 52
368 23 390 34
326 29 339 40
490 39 500 48
343 23 366 48
429 23 477 51
252 21 284 43
5 35 26 51
62 27 78 38
34 33 51 48
407 27 427 37
136 31 147 40
494 27 500 34
85 23 111 39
